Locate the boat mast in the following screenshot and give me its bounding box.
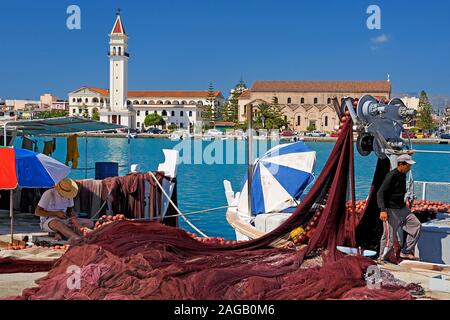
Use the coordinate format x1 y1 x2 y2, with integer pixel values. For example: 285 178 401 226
247 104 253 215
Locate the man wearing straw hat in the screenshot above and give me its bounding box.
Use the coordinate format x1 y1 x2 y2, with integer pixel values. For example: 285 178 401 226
35 178 94 241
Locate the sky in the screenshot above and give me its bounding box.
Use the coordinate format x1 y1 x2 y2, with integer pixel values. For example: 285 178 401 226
0 0 449 101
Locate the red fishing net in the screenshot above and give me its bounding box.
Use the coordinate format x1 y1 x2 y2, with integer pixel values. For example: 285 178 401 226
0 258 53 274
11 119 417 300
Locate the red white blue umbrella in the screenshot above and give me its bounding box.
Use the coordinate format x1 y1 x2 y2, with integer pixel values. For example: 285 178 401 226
0 147 70 243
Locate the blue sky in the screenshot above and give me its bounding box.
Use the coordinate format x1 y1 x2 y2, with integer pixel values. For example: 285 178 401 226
0 0 449 100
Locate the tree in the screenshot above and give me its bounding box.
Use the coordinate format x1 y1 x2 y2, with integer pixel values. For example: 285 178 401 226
34 110 69 119
168 123 178 131
416 90 434 131
223 78 248 122
92 109 100 121
254 101 288 130
144 113 165 127
204 82 216 122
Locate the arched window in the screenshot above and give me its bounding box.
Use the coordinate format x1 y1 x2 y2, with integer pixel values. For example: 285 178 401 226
324 116 329 127
180 111 184 117
314 98 318 104
327 98 331 104
118 47 122 55
165 101 171 105
100 98 104 103
180 122 184 128
77 98 82 103
92 98 99 103
162 110 167 116
72 98 76 103
297 116 301 126
173 100 180 105
127 100 131 105
171 111 175 116
197 101 203 105
137 110 140 116
189 111 192 117
157 100 163 105
141 101 147 105
300 98 305 104
145 111 149 116
113 47 116 55
182 101 187 105
287 97 292 104
85 98 89 103
189 100 195 104
149 100 155 105
133 100 140 105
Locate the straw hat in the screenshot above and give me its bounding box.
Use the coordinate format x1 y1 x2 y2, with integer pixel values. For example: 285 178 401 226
55 178 78 199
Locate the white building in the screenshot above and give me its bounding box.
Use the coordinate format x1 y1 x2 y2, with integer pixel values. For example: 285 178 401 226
68 13 224 129
401 96 420 110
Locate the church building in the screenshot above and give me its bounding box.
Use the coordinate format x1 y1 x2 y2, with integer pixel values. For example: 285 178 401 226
68 13 224 130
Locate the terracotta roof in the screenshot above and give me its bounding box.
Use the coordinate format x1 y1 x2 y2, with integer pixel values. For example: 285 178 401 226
128 91 223 98
250 81 391 93
111 15 125 35
73 87 223 99
239 90 251 99
86 87 109 96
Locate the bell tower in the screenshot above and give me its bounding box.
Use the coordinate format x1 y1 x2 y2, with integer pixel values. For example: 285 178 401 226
109 10 129 112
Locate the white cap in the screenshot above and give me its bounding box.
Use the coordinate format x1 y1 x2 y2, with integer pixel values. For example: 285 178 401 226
397 154 416 165
130 164 140 173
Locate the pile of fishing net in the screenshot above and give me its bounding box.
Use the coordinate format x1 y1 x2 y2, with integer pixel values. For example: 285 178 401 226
13 119 419 300
16 221 414 300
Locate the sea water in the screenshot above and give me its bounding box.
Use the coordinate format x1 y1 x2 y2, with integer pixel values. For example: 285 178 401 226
15 137 450 239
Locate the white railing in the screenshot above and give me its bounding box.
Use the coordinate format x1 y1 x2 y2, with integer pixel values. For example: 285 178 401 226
414 181 450 202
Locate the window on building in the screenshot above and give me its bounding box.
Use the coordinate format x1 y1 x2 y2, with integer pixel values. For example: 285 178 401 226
137 110 140 116
180 123 184 128
154 111 157 114
300 98 305 104
118 47 122 55
85 98 88 103
287 97 292 104
189 111 192 117
284 115 287 122
145 111 149 116
171 111 175 116
137 122 140 128
162 110 167 116
297 116 301 126
324 116 328 127
72 98 76 103
180 111 184 117
79 109 82 114
314 98 318 104
113 47 116 55
73 109 76 114
327 98 331 104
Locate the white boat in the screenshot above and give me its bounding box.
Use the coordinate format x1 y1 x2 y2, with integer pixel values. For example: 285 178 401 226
169 130 191 141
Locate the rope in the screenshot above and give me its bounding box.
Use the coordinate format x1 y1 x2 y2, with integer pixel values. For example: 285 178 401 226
147 171 208 237
140 205 235 221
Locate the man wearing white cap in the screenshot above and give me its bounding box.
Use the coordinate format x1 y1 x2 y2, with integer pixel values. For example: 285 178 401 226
35 178 94 241
377 154 421 262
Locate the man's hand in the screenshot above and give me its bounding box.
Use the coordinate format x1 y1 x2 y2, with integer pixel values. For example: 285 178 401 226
380 211 388 222
54 211 66 219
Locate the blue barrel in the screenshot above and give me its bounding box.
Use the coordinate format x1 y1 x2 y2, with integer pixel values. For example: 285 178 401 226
95 162 119 180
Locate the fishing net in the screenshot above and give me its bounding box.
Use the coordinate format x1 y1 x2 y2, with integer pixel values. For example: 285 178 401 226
12 119 416 300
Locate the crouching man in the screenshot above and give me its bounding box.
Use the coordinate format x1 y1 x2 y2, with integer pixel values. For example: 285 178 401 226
377 154 421 263
35 178 94 241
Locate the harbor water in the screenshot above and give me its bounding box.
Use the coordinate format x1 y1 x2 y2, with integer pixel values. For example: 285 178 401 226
14 137 450 239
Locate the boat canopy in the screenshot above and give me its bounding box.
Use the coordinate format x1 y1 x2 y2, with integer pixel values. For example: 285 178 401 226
1 117 124 136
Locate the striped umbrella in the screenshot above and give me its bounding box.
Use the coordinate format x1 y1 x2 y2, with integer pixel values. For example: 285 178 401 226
238 141 316 216
0 147 70 243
